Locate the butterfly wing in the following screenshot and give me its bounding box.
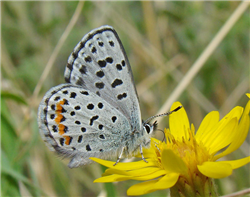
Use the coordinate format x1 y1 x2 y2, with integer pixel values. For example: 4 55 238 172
64 26 141 131
38 84 132 168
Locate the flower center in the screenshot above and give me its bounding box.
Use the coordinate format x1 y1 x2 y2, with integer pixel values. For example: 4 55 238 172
157 129 212 174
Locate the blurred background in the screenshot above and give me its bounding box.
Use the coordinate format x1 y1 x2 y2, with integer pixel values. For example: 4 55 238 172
1 1 249 196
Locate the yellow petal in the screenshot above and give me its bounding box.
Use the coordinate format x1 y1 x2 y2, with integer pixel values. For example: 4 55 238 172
170 102 190 140
127 180 158 196
127 173 179 196
195 111 220 142
103 167 160 176
197 162 232 178
208 118 237 155
162 149 188 174
145 173 180 194
90 157 156 170
132 170 167 181
214 99 250 160
217 156 250 169
95 169 167 182
201 107 243 151
94 174 132 182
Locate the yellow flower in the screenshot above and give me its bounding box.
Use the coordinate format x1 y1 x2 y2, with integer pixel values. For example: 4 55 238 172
91 94 250 196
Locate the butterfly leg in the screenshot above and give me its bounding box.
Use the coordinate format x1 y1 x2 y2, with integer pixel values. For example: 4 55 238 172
113 147 125 166
140 144 148 163
153 141 161 152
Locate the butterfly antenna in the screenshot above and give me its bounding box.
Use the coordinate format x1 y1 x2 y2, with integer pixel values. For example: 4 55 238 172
144 106 182 124
154 128 166 143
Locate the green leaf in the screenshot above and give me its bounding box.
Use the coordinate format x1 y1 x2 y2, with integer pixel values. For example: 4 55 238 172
1 91 28 105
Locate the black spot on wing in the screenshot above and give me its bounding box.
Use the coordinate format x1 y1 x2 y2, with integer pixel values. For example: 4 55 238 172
43 108 48 114
117 93 127 100
98 103 103 109
64 126 68 133
98 60 106 68
106 57 113 63
116 64 122 71
96 91 100 96
91 47 97 53
72 52 78 59
80 91 89 95
111 79 123 88
89 115 99 126
109 41 114 47
51 104 55 110
112 116 117 123
75 120 81 125
65 76 70 83
98 42 104 47
63 99 69 105
70 92 77 98
79 41 85 49
60 116 66 122
98 124 103 130
54 96 60 101
52 125 57 132
76 78 85 86
60 138 64 146
75 106 81 110
86 144 91 151
66 63 73 71
61 107 67 113
95 82 104 89
45 98 49 105
44 119 48 126
85 56 92 63
121 60 125 67
78 135 83 143
50 114 55 119
87 103 94 110
96 70 104 78
79 65 87 74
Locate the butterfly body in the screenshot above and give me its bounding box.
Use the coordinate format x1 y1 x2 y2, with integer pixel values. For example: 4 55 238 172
38 26 155 168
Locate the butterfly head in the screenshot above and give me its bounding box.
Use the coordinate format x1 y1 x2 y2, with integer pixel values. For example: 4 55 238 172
143 120 157 136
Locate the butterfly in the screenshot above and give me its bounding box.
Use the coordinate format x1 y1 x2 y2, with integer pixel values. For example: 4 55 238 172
38 25 180 168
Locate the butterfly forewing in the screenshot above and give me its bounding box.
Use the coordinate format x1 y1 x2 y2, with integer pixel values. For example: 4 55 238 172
64 26 141 131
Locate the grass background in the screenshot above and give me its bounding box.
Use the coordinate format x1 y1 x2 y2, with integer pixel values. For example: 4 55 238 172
1 1 249 197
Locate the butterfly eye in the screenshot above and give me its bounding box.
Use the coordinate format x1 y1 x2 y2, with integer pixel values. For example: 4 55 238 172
144 124 153 134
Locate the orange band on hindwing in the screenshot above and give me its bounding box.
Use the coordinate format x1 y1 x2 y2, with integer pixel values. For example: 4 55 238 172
53 99 73 145
54 100 66 133
58 124 65 135
64 136 73 145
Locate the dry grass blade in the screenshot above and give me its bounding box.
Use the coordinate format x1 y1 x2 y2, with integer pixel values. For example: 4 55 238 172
31 1 84 104
221 188 250 197
220 77 250 115
157 1 250 118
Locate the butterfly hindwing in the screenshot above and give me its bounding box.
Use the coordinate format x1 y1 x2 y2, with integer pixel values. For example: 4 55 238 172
38 84 132 167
